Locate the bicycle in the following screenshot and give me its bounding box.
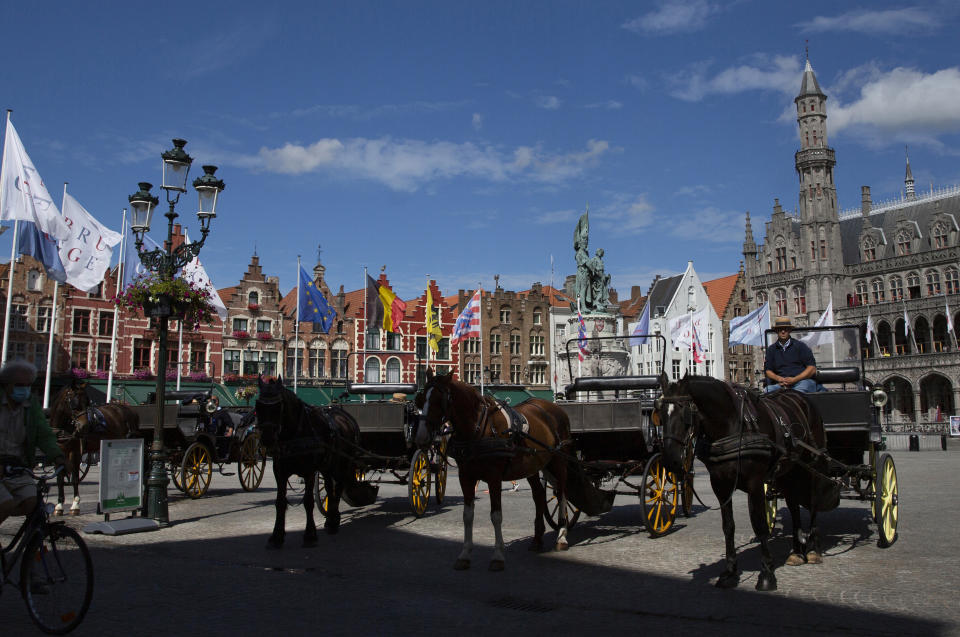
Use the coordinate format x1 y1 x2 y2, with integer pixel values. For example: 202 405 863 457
1 464 93 634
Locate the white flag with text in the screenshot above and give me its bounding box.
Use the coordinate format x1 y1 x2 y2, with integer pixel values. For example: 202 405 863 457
1 121 70 239
729 302 770 347
58 192 122 292
181 231 227 320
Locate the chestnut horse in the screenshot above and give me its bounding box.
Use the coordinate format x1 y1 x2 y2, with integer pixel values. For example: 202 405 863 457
49 381 140 515
415 370 572 571
255 376 363 548
657 375 839 591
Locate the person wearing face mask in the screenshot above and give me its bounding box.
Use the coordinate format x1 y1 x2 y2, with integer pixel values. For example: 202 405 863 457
0 360 67 525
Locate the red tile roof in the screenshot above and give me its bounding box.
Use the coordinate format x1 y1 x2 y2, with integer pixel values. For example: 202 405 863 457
703 272 740 318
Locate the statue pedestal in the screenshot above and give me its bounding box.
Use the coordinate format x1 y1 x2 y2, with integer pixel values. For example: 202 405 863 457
557 312 629 399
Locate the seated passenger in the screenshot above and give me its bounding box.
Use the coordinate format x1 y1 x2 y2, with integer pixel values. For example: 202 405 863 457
764 317 818 393
207 396 234 458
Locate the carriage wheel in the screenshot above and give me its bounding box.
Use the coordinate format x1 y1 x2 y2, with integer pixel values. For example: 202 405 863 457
408 449 431 517
286 475 307 507
764 482 778 534
433 436 448 505
875 453 899 548
181 443 213 499
237 433 266 492
639 453 678 538
314 472 329 517
541 476 580 531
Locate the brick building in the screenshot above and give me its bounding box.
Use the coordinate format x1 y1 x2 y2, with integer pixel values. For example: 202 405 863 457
219 254 284 380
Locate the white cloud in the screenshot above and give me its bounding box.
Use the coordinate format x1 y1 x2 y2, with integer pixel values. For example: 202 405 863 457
830 67 960 137
665 206 745 243
592 194 657 233
252 137 611 191
537 95 562 110
532 208 582 225
585 100 623 110
622 0 720 35
668 55 801 102
625 74 648 90
797 8 940 35
472 113 483 131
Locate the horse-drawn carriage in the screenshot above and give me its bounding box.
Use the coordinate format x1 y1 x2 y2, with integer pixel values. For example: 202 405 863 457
315 381 448 517
550 335 690 537
129 389 267 499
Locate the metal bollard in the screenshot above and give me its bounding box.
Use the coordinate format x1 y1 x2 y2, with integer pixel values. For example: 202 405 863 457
943 434 949 451
909 434 920 451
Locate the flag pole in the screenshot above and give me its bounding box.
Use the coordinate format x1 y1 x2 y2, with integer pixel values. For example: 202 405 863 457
1 110 15 365
479 283 485 396
106 209 126 404
576 295 583 380
425 274 431 372
361 266 367 397
294 255 300 394
42 182 69 408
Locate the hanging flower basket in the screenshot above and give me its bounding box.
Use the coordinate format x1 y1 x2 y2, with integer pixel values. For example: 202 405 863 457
256 331 271 341
114 274 215 330
232 330 250 339
248 303 260 311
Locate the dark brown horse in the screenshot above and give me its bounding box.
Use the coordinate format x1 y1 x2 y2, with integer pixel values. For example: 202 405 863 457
657 375 839 591
414 370 572 571
255 376 363 548
48 381 140 515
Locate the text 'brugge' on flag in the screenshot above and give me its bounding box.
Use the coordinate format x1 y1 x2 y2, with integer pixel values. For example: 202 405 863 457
299 265 335 333
451 289 481 346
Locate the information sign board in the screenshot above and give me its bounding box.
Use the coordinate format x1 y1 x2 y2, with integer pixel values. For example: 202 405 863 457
98 438 144 514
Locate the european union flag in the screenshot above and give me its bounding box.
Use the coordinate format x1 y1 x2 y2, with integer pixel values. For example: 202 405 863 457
299 265 335 333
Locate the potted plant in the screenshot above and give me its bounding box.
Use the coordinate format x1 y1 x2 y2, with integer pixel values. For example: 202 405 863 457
113 273 216 330
247 303 260 311
256 331 271 341
234 384 258 405
232 330 250 339
133 368 154 380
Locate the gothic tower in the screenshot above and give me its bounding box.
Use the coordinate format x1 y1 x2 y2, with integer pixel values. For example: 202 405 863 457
794 57 843 311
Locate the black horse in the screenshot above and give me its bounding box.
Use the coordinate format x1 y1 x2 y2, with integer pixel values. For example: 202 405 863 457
255 376 363 548
657 375 838 591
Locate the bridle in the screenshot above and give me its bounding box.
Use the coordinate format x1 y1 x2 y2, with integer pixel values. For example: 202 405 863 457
655 394 699 457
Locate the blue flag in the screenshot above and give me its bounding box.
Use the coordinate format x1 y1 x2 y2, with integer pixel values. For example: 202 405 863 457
299 265 335 333
628 302 650 347
17 221 67 283
120 229 160 290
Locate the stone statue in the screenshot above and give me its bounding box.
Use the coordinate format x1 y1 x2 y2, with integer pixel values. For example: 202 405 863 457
572 211 610 312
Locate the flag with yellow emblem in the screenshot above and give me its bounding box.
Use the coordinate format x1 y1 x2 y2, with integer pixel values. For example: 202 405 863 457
298 265 336 333
426 286 443 352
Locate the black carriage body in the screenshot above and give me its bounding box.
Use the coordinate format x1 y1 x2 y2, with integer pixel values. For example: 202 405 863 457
557 397 655 463
340 400 418 467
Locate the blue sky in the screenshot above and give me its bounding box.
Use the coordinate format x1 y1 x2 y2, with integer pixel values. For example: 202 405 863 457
2 1 959 300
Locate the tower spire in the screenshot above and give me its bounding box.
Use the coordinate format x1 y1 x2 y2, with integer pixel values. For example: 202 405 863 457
905 145 916 200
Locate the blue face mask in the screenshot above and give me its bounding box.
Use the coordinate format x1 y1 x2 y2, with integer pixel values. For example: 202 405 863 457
10 387 31 403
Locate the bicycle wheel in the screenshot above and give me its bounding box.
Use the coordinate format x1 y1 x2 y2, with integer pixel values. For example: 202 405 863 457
20 524 94 635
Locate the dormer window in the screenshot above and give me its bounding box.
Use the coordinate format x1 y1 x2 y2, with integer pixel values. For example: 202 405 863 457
896 231 911 256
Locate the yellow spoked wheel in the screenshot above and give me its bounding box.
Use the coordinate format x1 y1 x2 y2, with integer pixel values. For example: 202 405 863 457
541 475 580 531
181 442 213 499
408 449 431 517
764 482 778 534
170 461 185 493
433 437 448 505
640 453 678 538
237 433 266 492
875 452 899 548
314 472 329 517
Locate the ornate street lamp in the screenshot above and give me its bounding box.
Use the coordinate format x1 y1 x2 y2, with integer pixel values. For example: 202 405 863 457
131 139 225 524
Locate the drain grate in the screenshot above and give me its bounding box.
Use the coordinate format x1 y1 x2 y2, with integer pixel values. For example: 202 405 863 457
487 596 557 613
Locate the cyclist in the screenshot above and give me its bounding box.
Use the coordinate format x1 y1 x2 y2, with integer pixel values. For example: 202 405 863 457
0 360 68 525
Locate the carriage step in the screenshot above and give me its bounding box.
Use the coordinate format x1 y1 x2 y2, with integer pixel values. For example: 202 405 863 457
218 470 236 477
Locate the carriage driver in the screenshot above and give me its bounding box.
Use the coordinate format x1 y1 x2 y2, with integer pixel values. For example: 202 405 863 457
0 360 68 525
764 317 818 393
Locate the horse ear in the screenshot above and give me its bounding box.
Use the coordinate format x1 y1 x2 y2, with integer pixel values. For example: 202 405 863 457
258 373 264 388
426 368 434 381
658 372 669 394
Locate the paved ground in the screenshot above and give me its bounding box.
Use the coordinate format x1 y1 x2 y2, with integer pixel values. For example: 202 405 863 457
2 448 958 636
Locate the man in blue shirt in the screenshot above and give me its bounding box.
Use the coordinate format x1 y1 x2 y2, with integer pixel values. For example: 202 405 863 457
764 317 818 393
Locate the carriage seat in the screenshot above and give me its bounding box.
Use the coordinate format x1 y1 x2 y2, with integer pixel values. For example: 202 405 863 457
813 367 860 385
565 375 662 398
347 383 417 397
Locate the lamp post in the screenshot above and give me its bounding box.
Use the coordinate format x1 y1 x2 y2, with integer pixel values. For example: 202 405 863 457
130 139 224 524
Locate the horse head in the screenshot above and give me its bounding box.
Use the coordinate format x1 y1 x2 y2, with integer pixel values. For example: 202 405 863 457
655 377 699 476
51 381 91 434
414 369 449 447
255 375 289 448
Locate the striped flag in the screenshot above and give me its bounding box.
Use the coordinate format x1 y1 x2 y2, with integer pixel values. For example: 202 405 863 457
451 289 481 346
577 308 590 361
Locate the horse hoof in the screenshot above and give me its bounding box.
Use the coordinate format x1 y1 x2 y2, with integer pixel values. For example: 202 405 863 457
756 574 778 591
716 572 740 589
806 551 822 565
69 509 80 517
488 560 505 572
453 559 471 570
785 553 806 566
554 541 569 552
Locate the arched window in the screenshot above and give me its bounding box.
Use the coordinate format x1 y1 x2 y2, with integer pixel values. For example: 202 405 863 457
896 231 912 256
862 236 876 261
385 358 401 383
331 340 349 379
871 279 885 304
890 276 904 302
946 267 959 295
774 289 787 316
756 291 767 306
855 281 868 305
248 291 259 307
26 269 42 291
933 222 948 249
818 227 827 259
364 358 381 383
907 272 921 299
792 287 806 314
926 269 942 296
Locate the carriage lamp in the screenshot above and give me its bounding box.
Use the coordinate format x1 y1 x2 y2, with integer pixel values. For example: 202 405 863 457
132 138 225 526
871 387 888 408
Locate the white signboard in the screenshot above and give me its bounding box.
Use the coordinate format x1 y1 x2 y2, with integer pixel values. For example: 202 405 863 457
98 438 144 514
950 416 960 438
